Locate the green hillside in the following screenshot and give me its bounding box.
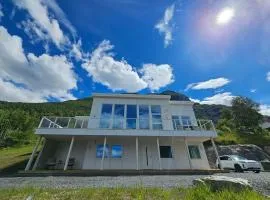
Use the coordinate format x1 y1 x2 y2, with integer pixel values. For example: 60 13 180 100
0 92 225 123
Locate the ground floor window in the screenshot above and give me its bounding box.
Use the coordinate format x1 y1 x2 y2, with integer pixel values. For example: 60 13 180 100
96 144 123 158
111 145 123 158
159 146 172 158
96 144 109 158
188 145 201 159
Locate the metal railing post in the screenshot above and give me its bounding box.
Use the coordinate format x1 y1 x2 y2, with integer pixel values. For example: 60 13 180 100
38 117 44 128
74 119 77 128
67 118 71 128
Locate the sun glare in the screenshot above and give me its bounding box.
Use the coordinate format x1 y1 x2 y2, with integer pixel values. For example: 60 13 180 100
216 8 235 25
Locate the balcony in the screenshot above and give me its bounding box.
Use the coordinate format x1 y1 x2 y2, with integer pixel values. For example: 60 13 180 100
36 116 217 137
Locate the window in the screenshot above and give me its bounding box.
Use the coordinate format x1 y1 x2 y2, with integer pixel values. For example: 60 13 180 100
111 145 123 158
181 116 192 128
113 104 125 129
139 105 149 129
126 105 137 129
159 146 172 158
172 115 181 130
100 104 112 128
220 156 229 160
151 105 162 130
188 145 201 159
96 144 109 158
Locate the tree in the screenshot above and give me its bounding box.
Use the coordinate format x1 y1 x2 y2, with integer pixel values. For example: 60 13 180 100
231 96 263 134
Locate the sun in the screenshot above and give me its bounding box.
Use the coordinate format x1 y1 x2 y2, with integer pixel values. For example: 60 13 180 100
216 8 235 25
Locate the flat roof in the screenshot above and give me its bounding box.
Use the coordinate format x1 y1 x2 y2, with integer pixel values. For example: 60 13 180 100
92 93 171 100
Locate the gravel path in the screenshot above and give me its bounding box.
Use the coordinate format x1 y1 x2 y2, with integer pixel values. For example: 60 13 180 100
0 172 269 196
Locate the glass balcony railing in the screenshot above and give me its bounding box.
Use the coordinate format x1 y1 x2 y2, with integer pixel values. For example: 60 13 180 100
38 116 216 132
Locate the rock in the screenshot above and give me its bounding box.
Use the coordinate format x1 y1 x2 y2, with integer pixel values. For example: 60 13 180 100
193 176 252 191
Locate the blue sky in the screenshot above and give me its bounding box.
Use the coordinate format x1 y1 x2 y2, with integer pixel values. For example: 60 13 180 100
0 0 269 115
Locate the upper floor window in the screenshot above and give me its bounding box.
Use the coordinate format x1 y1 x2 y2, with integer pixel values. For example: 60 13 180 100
151 105 162 130
139 105 149 129
113 104 125 129
100 104 112 128
181 116 192 128
172 115 192 130
172 115 181 130
126 105 137 129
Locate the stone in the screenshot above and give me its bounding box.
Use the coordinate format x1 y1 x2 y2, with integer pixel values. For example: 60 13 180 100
193 176 252 191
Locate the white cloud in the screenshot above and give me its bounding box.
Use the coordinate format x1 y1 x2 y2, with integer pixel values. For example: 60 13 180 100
82 40 147 92
44 0 77 38
0 26 77 102
13 0 67 48
0 79 45 102
82 40 174 92
267 71 270 81
191 92 235 106
260 104 270 116
140 64 174 91
0 3 3 20
155 4 175 47
70 39 85 61
185 77 231 91
250 89 257 93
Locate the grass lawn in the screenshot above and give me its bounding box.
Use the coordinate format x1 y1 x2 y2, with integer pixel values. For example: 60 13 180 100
0 186 267 200
0 145 34 173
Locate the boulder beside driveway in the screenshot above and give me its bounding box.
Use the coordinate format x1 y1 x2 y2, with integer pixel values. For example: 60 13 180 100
193 176 253 191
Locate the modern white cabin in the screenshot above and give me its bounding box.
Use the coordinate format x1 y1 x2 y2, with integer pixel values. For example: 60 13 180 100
25 93 220 172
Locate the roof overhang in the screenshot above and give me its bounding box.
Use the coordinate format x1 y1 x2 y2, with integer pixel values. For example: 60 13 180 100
92 93 171 100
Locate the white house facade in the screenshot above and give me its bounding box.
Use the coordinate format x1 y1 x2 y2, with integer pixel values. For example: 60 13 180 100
25 93 220 172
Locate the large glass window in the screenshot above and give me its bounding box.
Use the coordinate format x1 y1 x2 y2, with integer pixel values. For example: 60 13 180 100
151 105 162 130
159 146 172 158
100 104 112 128
111 145 123 158
126 105 137 129
139 105 149 129
113 104 125 129
96 144 109 158
181 116 192 129
188 145 201 159
172 115 181 130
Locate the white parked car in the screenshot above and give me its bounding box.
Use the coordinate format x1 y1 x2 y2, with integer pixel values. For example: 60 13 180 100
216 155 261 173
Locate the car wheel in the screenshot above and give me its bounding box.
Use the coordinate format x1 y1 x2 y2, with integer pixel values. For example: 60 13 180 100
254 170 260 173
234 164 244 172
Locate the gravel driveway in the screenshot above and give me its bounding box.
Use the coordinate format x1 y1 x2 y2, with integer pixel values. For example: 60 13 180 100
0 172 269 196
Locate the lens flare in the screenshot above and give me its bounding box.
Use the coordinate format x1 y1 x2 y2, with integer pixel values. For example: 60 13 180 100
216 8 235 25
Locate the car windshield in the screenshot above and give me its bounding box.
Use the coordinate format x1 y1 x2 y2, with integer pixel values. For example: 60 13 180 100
231 155 248 161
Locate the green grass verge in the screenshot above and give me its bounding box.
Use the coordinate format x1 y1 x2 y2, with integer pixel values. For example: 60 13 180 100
0 186 267 200
0 145 34 173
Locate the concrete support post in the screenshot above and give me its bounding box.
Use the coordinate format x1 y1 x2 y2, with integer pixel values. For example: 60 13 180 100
210 137 222 169
184 137 192 169
100 136 107 170
136 137 139 170
32 138 46 170
25 136 42 171
157 137 162 170
64 136 75 170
